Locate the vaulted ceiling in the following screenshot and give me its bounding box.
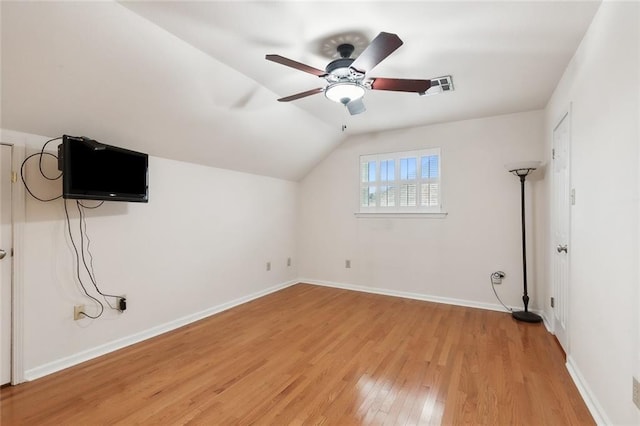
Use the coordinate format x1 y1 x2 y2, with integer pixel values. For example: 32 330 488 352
1 1 600 181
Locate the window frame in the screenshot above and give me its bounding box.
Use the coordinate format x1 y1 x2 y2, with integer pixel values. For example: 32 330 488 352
358 148 444 216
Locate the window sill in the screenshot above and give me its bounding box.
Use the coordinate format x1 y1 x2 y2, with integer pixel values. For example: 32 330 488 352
354 212 448 219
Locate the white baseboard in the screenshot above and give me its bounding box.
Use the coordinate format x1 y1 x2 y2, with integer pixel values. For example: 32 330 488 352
539 311 553 333
24 280 297 381
566 355 611 426
299 278 517 314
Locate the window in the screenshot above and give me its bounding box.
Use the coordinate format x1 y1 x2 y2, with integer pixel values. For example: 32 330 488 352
359 148 442 214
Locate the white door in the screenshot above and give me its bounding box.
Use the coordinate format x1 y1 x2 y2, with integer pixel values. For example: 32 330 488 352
552 112 571 353
0 144 12 385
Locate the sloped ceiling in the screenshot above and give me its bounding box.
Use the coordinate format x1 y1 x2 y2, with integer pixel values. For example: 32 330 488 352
1 1 600 181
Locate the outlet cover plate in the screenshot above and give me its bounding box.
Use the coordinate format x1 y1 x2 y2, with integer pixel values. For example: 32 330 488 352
73 305 84 321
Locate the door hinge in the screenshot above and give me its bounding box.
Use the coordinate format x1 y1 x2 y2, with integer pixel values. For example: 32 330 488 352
550 297 555 308
552 149 555 160
11 171 17 183
571 188 576 205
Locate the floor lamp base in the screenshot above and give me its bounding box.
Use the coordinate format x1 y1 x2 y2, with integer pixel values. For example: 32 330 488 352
512 310 543 323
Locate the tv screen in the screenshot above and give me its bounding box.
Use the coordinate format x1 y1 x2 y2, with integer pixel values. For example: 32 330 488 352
58 135 149 202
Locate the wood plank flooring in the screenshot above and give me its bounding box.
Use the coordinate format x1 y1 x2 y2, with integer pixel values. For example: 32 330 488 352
0 284 594 425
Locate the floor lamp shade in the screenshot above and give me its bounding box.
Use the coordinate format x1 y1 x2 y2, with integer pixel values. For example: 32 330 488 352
507 161 542 323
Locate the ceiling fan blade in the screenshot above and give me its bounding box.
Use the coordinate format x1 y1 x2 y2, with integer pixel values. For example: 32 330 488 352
265 54 326 77
346 98 366 115
350 32 403 74
370 77 431 94
277 87 324 102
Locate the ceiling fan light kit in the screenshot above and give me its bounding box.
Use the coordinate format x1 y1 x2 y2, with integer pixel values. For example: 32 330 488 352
324 83 365 104
266 32 435 115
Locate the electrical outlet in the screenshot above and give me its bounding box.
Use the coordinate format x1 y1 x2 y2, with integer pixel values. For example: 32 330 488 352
73 305 84 321
345 259 351 269
491 271 505 285
633 377 640 410
116 295 127 312
287 257 291 267
266 262 271 271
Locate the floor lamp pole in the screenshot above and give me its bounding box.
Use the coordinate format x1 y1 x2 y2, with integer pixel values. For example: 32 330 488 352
510 167 542 323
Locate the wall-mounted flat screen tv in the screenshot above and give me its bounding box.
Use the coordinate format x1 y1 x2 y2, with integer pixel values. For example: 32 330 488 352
58 135 149 202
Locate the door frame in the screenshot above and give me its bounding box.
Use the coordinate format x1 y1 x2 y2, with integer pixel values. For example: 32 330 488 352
1 142 26 385
551 106 572 354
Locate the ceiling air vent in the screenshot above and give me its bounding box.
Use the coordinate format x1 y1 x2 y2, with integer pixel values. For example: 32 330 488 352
421 75 454 96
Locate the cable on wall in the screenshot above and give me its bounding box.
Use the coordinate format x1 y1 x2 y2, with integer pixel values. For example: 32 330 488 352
76 201 120 310
490 272 513 312
20 136 63 202
38 137 63 180
64 199 105 319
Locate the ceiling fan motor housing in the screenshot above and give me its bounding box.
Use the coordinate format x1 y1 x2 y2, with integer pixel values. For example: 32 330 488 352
325 43 366 83
336 43 355 58
325 58 356 79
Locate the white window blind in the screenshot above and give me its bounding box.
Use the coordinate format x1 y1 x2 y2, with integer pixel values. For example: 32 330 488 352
359 148 442 214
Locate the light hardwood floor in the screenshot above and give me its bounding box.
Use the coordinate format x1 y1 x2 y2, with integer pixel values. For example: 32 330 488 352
1 284 593 425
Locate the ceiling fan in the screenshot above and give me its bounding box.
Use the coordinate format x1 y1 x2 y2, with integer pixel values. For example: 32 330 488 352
265 32 431 115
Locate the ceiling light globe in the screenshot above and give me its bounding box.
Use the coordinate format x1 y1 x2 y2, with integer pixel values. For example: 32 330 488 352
325 83 365 105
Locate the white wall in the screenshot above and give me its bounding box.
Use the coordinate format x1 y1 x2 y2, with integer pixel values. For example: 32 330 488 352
298 111 544 310
2 129 298 377
543 2 639 424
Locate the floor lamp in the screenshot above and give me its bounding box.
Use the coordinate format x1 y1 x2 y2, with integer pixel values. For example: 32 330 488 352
507 161 542 323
